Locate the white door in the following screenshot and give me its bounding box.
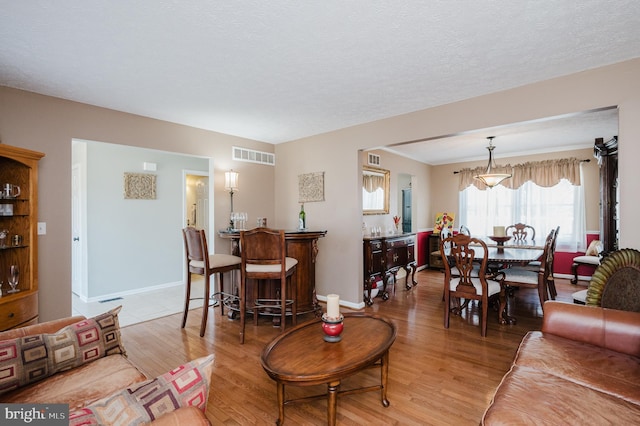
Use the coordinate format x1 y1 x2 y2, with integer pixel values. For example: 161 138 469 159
71 164 87 298
184 171 209 236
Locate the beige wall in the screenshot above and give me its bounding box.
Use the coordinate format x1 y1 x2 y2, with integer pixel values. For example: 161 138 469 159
2 58 639 319
0 86 275 321
431 148 601 232
276 58 640 307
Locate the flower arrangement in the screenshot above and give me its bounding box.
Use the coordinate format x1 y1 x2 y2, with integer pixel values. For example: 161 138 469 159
393 215 401 230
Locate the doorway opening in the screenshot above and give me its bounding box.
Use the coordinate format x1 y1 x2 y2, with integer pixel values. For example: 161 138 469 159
398 173 412 233
71 139 212 326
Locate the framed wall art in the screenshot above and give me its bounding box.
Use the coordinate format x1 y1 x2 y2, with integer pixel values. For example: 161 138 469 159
124 172 157 199
298 172 325 203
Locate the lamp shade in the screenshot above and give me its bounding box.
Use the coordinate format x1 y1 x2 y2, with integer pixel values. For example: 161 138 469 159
474 137 511 188
475 172 512 188
224 170 239 191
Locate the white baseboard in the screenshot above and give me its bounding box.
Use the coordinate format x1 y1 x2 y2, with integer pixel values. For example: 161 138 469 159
317 294 366 310
78 281 183 304
554 272 592 283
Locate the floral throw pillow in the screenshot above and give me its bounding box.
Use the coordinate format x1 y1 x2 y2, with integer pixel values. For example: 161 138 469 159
68 354 214 426
0 306 125 395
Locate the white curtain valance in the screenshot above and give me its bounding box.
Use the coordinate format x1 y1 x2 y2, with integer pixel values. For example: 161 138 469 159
458 157 583 191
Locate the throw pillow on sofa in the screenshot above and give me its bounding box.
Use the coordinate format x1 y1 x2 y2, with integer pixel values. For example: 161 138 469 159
0 306 125 395
68 354 214 425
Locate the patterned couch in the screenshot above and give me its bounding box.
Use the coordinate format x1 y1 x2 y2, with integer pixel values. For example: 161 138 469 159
482 301 640 424
0 308 212 425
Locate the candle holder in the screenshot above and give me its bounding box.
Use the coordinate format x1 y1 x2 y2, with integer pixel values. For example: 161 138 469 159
321 313 344 343
489 235 512 253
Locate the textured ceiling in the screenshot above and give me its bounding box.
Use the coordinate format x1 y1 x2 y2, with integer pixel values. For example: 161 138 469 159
1 1 638 163
386 107 619 165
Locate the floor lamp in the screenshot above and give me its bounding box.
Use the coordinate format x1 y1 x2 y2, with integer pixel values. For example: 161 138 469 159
225 170 239 231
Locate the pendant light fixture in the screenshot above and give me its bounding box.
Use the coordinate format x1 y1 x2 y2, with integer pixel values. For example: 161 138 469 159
474 136 511 188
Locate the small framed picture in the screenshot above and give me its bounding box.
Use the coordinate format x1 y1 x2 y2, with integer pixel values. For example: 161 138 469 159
124 173 157 199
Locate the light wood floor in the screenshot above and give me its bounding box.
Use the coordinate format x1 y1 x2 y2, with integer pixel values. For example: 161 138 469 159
121 269 584 425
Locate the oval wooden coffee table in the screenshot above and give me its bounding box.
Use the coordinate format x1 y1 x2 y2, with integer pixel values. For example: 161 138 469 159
260 313 397 425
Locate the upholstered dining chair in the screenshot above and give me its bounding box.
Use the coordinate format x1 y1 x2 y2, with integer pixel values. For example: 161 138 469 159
239 227 298 344
500 228 556 314
442 226 480 279
440 233 504 337
505 223 536 242
570 239 603 284
182 227 241 337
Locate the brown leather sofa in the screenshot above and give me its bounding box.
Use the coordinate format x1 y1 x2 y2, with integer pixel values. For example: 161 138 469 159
482 301 640 424
0 316 210 425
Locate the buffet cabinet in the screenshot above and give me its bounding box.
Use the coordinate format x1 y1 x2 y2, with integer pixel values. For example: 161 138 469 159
0 144 45 331
363 233 417 305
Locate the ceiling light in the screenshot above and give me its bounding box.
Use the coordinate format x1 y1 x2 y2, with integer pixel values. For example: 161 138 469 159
474 136 511 188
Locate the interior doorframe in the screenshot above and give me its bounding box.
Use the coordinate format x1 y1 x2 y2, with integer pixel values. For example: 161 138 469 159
182 168 211 237
71 146 89 301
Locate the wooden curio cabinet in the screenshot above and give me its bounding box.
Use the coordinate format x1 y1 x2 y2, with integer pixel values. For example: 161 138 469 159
0 144 45 331
594 136 618 253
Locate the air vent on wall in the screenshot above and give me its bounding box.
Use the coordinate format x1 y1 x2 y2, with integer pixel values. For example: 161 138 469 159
232 146 275 166
368 153 381 166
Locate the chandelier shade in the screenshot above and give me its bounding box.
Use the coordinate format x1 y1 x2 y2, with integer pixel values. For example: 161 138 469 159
474 137 511 188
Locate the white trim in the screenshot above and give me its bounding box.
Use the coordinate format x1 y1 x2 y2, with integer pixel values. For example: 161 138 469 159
317 294 365 310
78 281 183 304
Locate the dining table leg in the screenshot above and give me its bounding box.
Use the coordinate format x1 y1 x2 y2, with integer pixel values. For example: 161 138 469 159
498 284 517 325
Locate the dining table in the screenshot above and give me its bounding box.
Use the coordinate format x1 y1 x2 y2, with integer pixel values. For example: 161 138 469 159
469 237 544 265
468 240 545 325
484 246 544 266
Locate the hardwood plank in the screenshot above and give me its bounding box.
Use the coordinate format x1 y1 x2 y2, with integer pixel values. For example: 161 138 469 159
121 270 583 425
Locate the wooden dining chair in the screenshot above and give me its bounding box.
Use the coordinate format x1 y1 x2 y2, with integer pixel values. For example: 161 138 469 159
546 226 560 299
440 233 505 337
500 228 556 314
570 239 603 284
239 227 298 344
182 227 241 337
505 223 536 242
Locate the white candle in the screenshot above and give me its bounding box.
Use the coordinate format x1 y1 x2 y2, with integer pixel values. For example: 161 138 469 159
326 294 340 319
493 226 505 237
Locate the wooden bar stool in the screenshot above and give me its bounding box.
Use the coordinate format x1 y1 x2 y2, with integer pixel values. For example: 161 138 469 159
182 227 241 337
239 227 298 344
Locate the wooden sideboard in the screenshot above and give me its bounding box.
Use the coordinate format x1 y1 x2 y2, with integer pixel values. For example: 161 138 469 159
363 233 417 305
218 229 327 318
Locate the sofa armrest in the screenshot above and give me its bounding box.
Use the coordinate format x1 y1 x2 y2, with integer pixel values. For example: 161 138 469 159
0 316 86 340
542 301 640 357
147 407 211 426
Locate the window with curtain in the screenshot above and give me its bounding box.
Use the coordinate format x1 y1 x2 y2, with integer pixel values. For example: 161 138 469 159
458 158 586 252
